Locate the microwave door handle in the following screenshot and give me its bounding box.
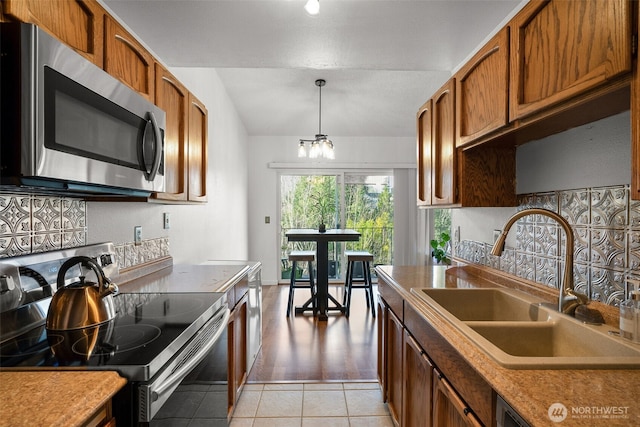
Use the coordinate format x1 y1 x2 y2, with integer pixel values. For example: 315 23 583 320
143 112 163 182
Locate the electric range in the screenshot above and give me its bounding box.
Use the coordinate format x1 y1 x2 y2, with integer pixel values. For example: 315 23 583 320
0 243 230 425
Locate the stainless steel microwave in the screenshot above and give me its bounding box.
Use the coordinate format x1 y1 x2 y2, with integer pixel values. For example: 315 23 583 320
0 23 165 196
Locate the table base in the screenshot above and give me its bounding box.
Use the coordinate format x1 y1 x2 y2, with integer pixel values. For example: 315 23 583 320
294 293 346 320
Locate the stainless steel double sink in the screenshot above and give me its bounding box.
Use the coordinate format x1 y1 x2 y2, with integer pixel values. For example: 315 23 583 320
410 288 640 369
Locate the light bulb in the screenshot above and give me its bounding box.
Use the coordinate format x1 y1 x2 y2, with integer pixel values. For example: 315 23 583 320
298 141 307 157
326 141 335 159
309 141 320 158
304 0 320 15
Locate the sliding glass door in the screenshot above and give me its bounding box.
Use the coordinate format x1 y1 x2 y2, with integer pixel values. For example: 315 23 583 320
279 172 393 282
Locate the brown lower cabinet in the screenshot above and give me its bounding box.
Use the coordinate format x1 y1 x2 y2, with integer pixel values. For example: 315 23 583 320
386 306 404 425
433 369 482 427
403 331 433 427
378 280 491 427
83 401 116 427
228 291 248 418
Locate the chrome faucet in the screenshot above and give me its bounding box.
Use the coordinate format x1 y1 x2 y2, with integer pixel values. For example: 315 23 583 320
491 208 588 315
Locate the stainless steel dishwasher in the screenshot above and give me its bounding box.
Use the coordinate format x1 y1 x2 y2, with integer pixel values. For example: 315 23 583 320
246 263 262 373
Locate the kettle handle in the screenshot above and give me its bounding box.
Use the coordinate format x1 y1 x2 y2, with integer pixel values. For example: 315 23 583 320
56 256 116 295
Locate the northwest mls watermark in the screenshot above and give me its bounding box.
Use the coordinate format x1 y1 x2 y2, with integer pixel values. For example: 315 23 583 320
548 402 631 423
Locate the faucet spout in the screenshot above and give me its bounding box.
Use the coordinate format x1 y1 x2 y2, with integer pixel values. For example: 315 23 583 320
491 208 588 315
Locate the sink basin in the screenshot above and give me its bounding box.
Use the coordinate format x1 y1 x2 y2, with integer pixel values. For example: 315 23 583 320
411 288 548 321
467 321 640 369
410 287 640 369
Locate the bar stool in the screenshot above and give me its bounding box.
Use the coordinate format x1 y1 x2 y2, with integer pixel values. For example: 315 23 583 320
343 250 375 317
287 250 316 316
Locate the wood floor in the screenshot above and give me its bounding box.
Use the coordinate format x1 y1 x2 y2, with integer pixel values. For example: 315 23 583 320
247 283 378 382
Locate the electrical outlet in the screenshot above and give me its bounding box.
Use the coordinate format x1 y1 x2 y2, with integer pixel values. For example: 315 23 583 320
493 229 501 244
163 213 171 230
265 216 270 224
134 226 142 246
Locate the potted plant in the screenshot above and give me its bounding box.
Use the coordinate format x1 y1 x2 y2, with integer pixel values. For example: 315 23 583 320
316 198 330 232
430 232 451 264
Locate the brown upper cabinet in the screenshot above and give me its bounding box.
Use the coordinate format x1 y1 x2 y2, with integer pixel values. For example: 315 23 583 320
104 16 155 102
187 94 208 202
416 80 456 207
2 0 105 67
509 0 632 121
633 2 640 201
154 65 189 202
153 66 208 203
417 78 517 208
419 0 637 206
417 100 432 206
455 27 509 148
431 80 457 206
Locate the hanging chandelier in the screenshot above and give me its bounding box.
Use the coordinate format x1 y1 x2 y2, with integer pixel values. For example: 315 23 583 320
298 79 335 160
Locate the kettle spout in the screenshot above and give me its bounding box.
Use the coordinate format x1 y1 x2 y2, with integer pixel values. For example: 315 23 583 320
100 278 119 298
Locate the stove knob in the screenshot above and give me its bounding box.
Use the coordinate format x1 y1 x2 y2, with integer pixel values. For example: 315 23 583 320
100 254 113 267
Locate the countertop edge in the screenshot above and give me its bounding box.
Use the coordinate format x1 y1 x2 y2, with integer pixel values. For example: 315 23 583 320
0 371 127 427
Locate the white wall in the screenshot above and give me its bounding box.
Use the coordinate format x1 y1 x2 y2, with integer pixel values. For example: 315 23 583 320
248 136 416 285
452 111 631 246
88 68 251 264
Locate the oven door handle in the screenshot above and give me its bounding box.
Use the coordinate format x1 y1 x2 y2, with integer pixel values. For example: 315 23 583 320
151 307 230 401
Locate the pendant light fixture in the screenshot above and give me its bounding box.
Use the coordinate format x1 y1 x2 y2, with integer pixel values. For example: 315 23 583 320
298 79 335 160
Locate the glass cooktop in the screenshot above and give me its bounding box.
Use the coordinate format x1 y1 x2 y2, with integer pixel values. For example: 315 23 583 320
0 292 226 381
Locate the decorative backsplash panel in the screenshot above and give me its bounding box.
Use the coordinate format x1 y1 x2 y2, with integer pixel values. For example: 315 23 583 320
455 185 640 307
113 238 170 269
0 193 169 269
0 193 86 257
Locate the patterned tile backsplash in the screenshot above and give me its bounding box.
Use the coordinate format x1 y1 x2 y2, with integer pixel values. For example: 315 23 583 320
0 193 87 256
455 185 640 307
0 193 169 269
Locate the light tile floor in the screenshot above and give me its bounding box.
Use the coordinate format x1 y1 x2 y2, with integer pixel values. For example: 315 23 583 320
230 382 394 427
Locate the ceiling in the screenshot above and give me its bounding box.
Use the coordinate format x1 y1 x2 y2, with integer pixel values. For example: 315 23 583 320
102 0 524 139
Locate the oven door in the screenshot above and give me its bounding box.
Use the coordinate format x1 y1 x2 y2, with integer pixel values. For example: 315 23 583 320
131 305 230 425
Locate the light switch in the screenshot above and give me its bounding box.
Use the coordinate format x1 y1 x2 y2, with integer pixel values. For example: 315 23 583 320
265 216 271 224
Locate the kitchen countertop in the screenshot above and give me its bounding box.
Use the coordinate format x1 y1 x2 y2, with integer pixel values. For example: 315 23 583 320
0 371 126 427
376 264 640 427
117 261 259 293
